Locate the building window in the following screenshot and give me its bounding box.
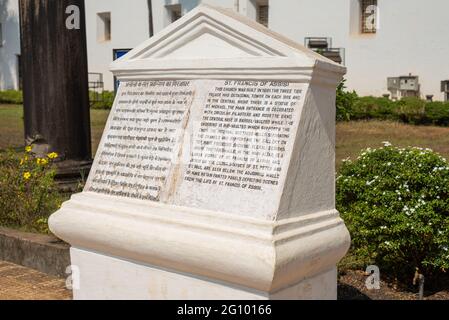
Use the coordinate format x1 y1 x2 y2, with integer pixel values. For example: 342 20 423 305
97 12 111 42
257 1 269 28
360 0 377 33
167 4 182 23
113 49 131 92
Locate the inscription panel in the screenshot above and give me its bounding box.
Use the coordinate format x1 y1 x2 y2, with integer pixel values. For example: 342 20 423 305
172 80 307 216
86 80 194 201
185 80 301 191
86 79 307 216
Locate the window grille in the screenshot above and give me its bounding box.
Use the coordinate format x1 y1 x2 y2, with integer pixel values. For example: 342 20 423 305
361 0 377 33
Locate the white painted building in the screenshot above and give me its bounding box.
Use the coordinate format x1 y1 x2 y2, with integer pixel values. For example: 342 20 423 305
1 0 449 100
0 0 20 90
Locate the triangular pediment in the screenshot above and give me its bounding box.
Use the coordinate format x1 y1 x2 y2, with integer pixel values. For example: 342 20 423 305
135 14 284 60
110 4 345 78
118 9 286 63
162 31 256 59
111 5 343 68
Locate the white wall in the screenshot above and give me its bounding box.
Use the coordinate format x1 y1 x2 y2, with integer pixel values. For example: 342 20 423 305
150 0 449 100
2 0 449 99
85 0 151 90
269 0 449 100
0 0 20 90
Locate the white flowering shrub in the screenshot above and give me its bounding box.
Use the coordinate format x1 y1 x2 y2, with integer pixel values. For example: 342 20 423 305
337 143 449 277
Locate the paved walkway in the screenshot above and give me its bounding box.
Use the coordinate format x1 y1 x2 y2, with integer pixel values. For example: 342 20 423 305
0 261 72 300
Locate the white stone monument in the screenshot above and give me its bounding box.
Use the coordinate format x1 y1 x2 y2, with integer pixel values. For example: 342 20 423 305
49 5 350 300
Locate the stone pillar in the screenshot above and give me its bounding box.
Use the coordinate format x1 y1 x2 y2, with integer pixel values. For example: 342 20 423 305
19 0 92 189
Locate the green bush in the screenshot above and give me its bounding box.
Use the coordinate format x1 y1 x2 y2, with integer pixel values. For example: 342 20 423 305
90 91 115 109
334 82 449 126
351 96 396 121
393 97 426 125
0 147 63 234
0 90 116 109
337 143 449 279
424 101 449 126
0 90 23 104
336 80 358 121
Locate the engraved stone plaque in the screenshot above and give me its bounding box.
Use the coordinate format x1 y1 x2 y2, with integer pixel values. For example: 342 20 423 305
86 79 308 217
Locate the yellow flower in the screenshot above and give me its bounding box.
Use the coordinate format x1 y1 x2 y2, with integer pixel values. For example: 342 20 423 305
47 152 58 159
36 158 49 166
25 145 32 153
23 172 31 180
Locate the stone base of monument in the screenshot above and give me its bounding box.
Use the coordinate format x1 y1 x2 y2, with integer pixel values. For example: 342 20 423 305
50 192 349 300
70 249 337 300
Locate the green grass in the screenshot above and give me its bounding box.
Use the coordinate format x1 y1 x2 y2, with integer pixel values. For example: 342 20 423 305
0 105 24 150
336 120 449 169
89 107 110 154
2 104 449 167
0 104 110 155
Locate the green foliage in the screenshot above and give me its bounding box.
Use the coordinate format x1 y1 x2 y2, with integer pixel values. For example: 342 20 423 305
335 82 449 126
337 144 449 278
336 80 358 121
350 96 396 121
424 101 449 126
0 90 115 109
0 90 23 104
394 97 426 125
90 91 115 109
0 148 63 234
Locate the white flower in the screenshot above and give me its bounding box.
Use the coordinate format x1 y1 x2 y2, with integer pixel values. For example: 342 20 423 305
382 141 392 147
380 226 387 230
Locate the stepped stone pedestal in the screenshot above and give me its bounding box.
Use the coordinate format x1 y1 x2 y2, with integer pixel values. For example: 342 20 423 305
49 5 350 300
